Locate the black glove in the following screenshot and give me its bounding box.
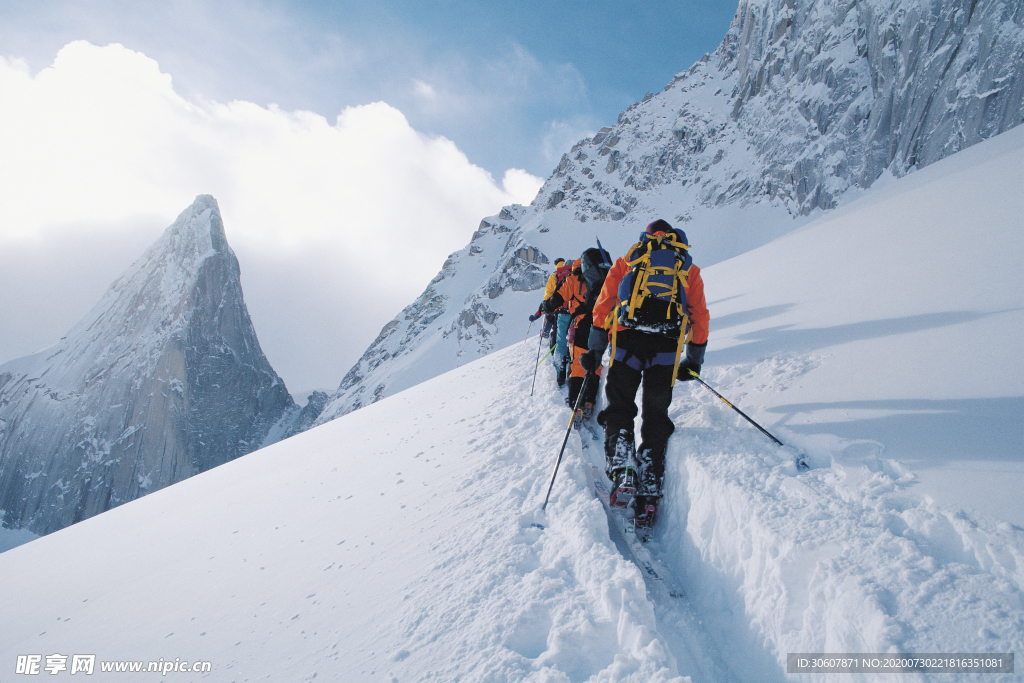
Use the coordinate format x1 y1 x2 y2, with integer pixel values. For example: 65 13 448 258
677 342 706 381
541 294 563 315
579 349 600 372
528 313 540 322
677 359 700 381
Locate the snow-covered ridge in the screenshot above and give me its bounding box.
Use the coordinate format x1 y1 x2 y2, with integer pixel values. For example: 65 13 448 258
317 0 1024 424
2 117 1022 681
0 196 295 535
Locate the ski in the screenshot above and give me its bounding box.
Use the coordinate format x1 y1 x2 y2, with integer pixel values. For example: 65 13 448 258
586 460 684 598
563 397 683 597
573 402 601 442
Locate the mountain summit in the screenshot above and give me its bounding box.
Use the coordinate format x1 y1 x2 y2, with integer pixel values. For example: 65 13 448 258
316 0 1023 424
0 195 294 535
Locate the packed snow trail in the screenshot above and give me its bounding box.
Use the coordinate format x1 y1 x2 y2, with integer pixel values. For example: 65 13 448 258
542 345 1023 683
562 383 756 683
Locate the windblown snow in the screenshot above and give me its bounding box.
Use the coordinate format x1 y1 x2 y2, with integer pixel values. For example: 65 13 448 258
1 121 1021 681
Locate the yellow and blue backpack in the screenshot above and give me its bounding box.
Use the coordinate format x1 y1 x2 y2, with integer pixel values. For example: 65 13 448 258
615 228 693 336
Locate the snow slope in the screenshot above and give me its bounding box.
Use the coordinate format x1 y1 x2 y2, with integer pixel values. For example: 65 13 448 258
1 127 1022 681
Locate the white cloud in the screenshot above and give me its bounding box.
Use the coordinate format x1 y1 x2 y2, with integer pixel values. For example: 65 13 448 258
0 41 536 394
501 168 543 205
413 79 436 100
541 118 598 167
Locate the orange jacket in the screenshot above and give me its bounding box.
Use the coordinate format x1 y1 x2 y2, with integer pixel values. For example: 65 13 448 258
544 259 588 315
592 255 710 345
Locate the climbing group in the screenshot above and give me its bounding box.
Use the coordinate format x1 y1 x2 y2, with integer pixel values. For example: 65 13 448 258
530 219 710 530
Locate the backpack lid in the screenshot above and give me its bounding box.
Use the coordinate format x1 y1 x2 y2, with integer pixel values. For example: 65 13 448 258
638 227 690 251
581 247 611 289
671 228 690 248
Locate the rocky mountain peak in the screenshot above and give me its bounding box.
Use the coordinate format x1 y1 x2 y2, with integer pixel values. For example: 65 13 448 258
0 196 294 535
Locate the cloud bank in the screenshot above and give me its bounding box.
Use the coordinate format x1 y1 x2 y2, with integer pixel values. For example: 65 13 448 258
0 41 544 395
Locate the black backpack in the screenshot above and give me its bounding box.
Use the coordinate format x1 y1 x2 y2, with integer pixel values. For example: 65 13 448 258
580 245 612 292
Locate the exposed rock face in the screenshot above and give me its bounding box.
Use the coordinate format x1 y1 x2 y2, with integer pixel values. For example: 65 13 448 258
281 391 329 440
315 208 534 424
721 0 1024 212
544 0 1024 222
0 196 294 535
316 0 1023 423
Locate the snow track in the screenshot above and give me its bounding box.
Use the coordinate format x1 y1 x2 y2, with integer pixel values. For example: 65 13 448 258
648 362 1024 682
529 339 1024 683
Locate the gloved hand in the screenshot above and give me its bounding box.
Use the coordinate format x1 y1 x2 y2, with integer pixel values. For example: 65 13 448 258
677 342 706 381
528 313 540 322
677 359 700 381
580 349 601 372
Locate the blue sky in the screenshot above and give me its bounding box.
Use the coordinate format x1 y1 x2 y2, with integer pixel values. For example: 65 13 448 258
0 0 737 178
0 0 739 395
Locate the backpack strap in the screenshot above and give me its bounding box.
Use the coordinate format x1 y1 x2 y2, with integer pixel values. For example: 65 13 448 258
609 302 622 368
670 322 687 387
621 240 648 325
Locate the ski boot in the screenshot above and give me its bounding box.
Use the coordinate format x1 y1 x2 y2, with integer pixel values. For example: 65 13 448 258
605 428 636 506
605 429 635 471
634 496 659 530
635 445 666 502
609 466 637 507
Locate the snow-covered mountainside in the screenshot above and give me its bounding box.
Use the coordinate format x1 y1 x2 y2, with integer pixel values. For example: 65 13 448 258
0 196 295 536
317 0 1023 424
1 128 1021 680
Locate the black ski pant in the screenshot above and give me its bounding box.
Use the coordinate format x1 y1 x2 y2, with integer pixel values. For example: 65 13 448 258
601 330 678 492
567 362 600 407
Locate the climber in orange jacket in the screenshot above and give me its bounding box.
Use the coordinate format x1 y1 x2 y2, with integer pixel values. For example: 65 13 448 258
579 219 710 530
543 257 600 408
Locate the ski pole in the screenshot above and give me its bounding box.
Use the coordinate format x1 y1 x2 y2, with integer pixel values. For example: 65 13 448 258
536 345 554 368
530 327 544 396
688 370 783 446
525 319 534 342
541 373 592 511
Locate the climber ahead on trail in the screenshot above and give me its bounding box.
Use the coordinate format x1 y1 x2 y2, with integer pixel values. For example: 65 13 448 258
542 246 611 412
580 219 710 530
530 257 572 386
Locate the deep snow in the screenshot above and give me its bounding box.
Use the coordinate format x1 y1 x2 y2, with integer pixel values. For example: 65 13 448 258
1 125 1022 681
